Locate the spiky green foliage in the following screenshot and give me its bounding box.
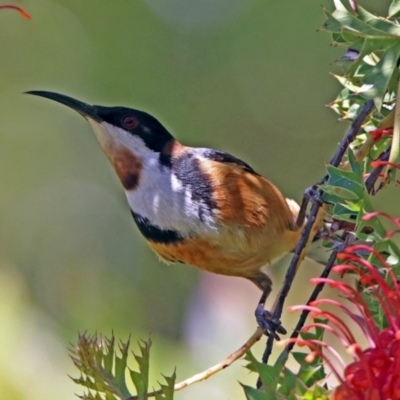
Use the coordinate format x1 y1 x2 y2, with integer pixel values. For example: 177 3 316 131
154 373 177 400
319 0 400 263
323 0 400 179
322 0 400 112
69 333 176 400
242 320 329 399
242 1 400 397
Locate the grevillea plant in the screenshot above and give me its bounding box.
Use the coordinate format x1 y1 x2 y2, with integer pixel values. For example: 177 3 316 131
285 215 400 399
241 214 400 400
241 0 400 398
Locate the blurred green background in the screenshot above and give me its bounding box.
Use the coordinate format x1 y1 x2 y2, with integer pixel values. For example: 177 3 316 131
0 1 395 399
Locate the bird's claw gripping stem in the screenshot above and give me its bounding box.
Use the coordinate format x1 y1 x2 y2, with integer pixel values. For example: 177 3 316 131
304 186 323 206
255 304 287 340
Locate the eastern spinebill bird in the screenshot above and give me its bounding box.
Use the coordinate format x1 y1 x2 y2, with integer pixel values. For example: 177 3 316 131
26 90 304 338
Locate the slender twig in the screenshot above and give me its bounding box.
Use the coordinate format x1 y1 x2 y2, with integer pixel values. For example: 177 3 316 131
261 332 275 366
284 137 387 351
330 100 374 167
255 202 324 389
315 99 375 186
271 203 321 318
285 249 339 352
281 128 390 354
259 99 375 368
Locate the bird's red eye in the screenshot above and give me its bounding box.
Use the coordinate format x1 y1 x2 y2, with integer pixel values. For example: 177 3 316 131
122 116 138 129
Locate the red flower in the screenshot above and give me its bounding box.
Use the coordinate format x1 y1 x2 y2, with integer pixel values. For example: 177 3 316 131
0 5 30 19
368 127 393 142
287 213 400 399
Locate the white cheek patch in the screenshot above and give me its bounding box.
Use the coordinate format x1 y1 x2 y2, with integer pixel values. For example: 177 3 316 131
86 119 152 160
104 122 151 158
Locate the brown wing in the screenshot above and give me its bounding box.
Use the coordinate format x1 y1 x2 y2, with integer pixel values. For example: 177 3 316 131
199 157 297 233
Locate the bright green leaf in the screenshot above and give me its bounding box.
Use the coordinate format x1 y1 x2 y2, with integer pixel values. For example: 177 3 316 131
155 371 176 400
357 5 400 36
114 340 130 395
242 383 279 400
277 367 298 396
129 339 151 398
303 385 331 399
321 183 361 201
389 0 400 17
103 336 115 376
347 149 362 175
321 9 343 34
325 165 364 200
361 42 400 109
244 350 282 390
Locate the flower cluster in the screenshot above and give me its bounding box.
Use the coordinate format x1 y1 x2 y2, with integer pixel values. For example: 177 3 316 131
288 213 400 399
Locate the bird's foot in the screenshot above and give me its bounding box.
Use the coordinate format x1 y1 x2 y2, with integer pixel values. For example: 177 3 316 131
255 304 287 340
304 186 323 206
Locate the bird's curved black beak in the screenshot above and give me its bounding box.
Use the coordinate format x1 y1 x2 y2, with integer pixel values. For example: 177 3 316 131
25 90 102 122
